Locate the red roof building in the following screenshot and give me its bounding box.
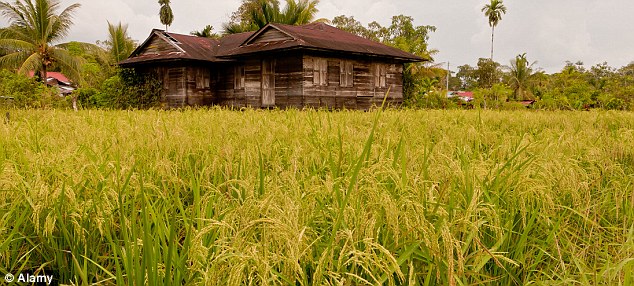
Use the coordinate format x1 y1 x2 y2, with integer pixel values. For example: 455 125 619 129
28 71 75 95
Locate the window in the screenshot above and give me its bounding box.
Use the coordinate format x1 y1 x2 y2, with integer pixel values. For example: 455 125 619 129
234 65 245 89
374 64 387 88
340 61 354 87
195 69 210 89
313 58 328 86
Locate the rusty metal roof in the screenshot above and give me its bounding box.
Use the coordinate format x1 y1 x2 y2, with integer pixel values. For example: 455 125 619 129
218 23 424 62
120 29 223 65
121 23 423 65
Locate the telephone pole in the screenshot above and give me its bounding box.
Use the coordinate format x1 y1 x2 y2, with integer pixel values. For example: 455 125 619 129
446 62 450 91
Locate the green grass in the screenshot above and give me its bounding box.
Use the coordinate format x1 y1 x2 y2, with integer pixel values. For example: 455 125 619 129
1 108 633 285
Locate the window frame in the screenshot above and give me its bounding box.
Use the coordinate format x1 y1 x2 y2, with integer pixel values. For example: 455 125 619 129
374 63 387 88
234 65 245 90
339 60 354 87
313 58 328 86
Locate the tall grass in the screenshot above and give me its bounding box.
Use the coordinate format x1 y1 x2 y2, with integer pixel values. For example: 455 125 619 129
0 108 633 285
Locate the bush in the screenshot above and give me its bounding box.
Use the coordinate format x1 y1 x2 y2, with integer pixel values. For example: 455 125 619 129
76 68 162 109
0 69 70 109
472 84 513 109
405 89 458 109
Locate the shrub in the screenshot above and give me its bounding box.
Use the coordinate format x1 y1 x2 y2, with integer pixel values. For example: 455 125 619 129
0 69 70 109
79 68 163 110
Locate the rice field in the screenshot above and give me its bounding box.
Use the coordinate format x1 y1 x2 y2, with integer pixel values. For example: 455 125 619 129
0 108 633 285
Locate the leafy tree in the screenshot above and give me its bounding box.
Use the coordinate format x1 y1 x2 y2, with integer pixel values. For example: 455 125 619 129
331 15 377 40
455 64 477 90
191 25 220 39
481 0 507 61
475 58 501 88
158 0 174 31
473 83 512 109
223 0 319 34
0 0 84 82
64 41 109 89
105 21 136 63
506 53 536 100
538 63 595 110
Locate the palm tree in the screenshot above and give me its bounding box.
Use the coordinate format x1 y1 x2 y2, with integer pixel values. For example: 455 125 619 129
507 53 536 100
223 0 319 34
191 25 220 39
481 0 507 61
105 22 135 63
158 0 173 31
0 0 83 81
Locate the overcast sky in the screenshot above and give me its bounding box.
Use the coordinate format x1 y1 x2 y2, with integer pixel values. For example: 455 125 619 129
2 0 633 73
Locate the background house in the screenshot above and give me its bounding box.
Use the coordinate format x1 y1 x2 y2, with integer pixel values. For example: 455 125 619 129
120 22 422 109
28 71 75 95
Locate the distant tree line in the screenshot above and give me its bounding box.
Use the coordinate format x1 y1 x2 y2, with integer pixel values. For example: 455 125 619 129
441 57 634 111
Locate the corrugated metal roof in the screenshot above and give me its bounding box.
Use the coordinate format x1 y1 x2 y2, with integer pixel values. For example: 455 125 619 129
28 71 71 83
120 30 224 65
218 23 423 61
121 23 424 65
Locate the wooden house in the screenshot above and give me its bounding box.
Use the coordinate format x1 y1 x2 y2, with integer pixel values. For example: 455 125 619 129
120 22 423 109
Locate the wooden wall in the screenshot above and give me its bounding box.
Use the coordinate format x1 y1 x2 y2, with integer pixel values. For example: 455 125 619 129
131 53 405 110
302 54 404 110
214 54 304 109
135 63 214 108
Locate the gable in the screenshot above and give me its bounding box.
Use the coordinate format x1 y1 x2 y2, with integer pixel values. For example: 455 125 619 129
244 26 294 45
136 34 181 56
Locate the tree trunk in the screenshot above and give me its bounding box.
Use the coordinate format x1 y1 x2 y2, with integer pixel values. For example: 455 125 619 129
490 26 495 61
40 64 47 83
72 95 78 111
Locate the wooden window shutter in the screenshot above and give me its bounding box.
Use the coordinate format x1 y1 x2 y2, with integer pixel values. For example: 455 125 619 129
380 65 387 87
340 61 353 87
313 59 320 85
346 61 354 87
314 59 328 86
320 59 328 86
374 64 380 88
234 65 245 89
340 61 346 87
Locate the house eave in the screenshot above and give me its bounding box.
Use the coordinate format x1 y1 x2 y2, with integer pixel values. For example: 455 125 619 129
218 46 424 63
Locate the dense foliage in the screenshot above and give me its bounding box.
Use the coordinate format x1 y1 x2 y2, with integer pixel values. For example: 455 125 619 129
76 69 163 109
0 69 69 108
452 59 634 111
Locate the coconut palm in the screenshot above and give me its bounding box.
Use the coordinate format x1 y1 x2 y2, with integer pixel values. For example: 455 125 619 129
507 53 536 100
105 22 135 63
481 0 507 61
0 0 83 81
158 0 173 31
223 0 319 34
191 25 220 39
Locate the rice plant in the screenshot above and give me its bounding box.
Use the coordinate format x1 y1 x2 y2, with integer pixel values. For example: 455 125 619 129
0 108 632 285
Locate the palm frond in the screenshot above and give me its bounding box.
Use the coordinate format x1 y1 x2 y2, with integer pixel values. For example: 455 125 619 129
0 50 33 70
103 21 135 62
49 46 83 82
15 51 42 75
0 38 35 50
50 2 80 43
